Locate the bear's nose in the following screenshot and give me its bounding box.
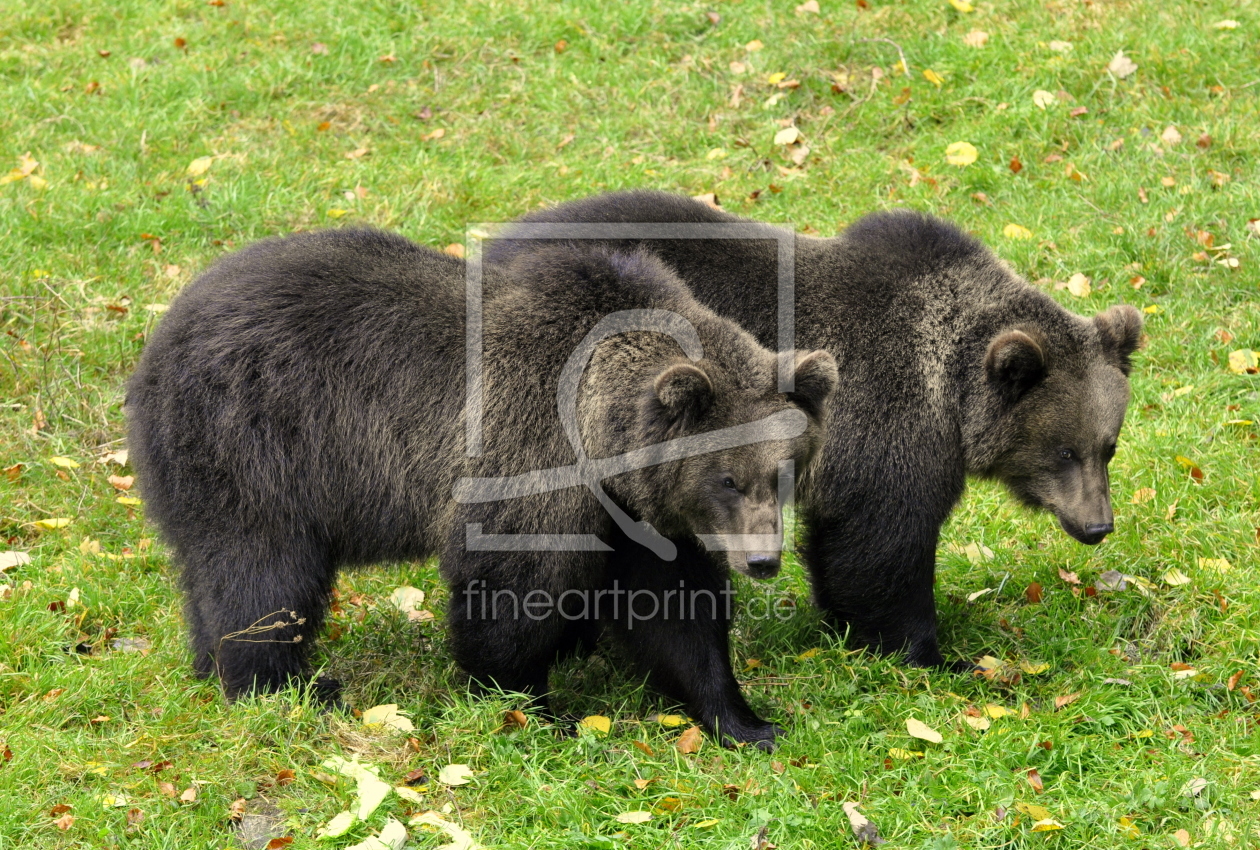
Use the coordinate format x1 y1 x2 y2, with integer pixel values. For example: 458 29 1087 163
1080 522 1114 544
745 553 780 576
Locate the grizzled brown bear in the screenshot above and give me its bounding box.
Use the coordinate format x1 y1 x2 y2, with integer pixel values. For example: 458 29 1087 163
486 191 1143 669
126 228 837 748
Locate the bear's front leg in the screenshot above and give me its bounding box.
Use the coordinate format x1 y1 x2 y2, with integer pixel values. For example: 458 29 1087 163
605 538 781 751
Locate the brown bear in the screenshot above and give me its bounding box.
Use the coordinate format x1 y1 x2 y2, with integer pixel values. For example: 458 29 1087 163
126 228 837 748
485 191 1143 669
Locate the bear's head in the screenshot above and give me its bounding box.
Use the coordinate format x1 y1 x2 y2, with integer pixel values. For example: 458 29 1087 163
639 349 839 577
983 304 1143 545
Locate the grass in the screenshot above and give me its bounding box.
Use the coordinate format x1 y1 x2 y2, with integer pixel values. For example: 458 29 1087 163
1 0 1258 847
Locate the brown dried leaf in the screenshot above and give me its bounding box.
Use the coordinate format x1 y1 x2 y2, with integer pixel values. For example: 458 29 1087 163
1026 768 1044 793
1053 693 1081 710
676 725 703 754
1025 582 1043 604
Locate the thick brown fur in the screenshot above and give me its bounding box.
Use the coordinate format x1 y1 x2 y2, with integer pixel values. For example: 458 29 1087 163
485 191 1143 668
126 228 835 748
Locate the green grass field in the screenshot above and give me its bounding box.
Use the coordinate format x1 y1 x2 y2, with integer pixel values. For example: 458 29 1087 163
2 0 1258 847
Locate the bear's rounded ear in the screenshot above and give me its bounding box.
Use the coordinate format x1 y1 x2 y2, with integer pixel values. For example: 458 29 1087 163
788 350 839 421
1093 304 1144 375
985 329 1046 402
653 362 714 424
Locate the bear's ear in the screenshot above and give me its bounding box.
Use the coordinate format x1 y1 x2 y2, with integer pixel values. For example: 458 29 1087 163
1093 304 1144 375
788 350 839 421
985 329 1046 402
651 362 714 434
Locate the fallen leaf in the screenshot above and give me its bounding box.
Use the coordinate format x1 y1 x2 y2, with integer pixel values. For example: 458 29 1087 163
55 814 75 829
420 128 445 142
745 40 764 52
580 715 611 735
795 0 820 15
0 552 30 571
362 704 415 732
923 68 944 87
945 141 978 166
437 764 474 786
1183 777 1209 797
984 704 1014 718
1131 488 1156 504
906 718 943 743
408 811 480 850
963 30 988 47
773 127 801 146
502 709 528 730
1096 569 1127 591
949 0 974 11
1009 156 1022 174
1032 90 1055 109
1174 828 1191 847
887 747 924 759
1161 126 1183 146
1067 273 1091 297
1026 768 1044 793
388 586 425 614
1198 557 1231 572
1025 582 1043 604
35 518 74 530
1053 693 1081 710
1031 818 1063 832
966 587 994 602
1019 661 1050 675
1161 568 1191 586
1227 349 1259 374
841 801 883 844
186 156 214 176
107 474 135 491
1108 51 1138 79
656 714 687 727
1048 40 1073 52
1058 568 1080 585
1212 20 1240 30
1014 802 1053 821
1228 670 1244 691
676 725 703 754
50 456 80 469
1003 223 1033 240
616 811 652 824
265 838 293 850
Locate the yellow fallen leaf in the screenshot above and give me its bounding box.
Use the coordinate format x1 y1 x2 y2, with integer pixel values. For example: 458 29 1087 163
744 40 763 52
393 786 425 803
1198 557 1231 572
50 456 80 469
616 811 652 824
962 30 988 48
316 810 357 839
1143 304 1163 314
1032 89 1055 109
408 811 480 850
101 793 130 808
706 148 727 160
1054 693 1081 710
437 764 474 786
580 715 611 734
694 818 720 828
1067 273 1091 297
362 703 415 732
1162 568 1191 586
945 141 978 166
1003 223 1033 240
963 715 990 731
906 718 943 743
389 586 426 614
1015 802 1053 821
797 648 820 660
35 518 74 530
1131 488 1156 504
966 587 994 602
949 0 974 11
657 714 687 727
767 72 786 85
186 156 214 176
1108 50 1138 79
116 496 142 506
1032 818 1064 832
1118 817 1140 839
1019 661 1050 675
774 127 801 146
327 208 350 218
888 747 924 759
984 704 1014 718
1227 349 1258 374
1212 19 1240 29
923 68 944 87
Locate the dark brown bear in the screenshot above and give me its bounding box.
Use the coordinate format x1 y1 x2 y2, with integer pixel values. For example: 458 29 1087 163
126 229 837 748
486 191 1143 669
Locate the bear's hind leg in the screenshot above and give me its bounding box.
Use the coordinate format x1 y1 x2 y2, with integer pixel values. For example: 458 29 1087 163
180 535 336 701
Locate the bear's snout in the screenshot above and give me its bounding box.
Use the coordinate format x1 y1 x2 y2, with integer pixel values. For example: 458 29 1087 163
744 552 781 579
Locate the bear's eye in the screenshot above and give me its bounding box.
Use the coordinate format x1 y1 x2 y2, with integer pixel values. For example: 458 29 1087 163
1104 443 1117 462
721 476 739 492
1059 448 1076 462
